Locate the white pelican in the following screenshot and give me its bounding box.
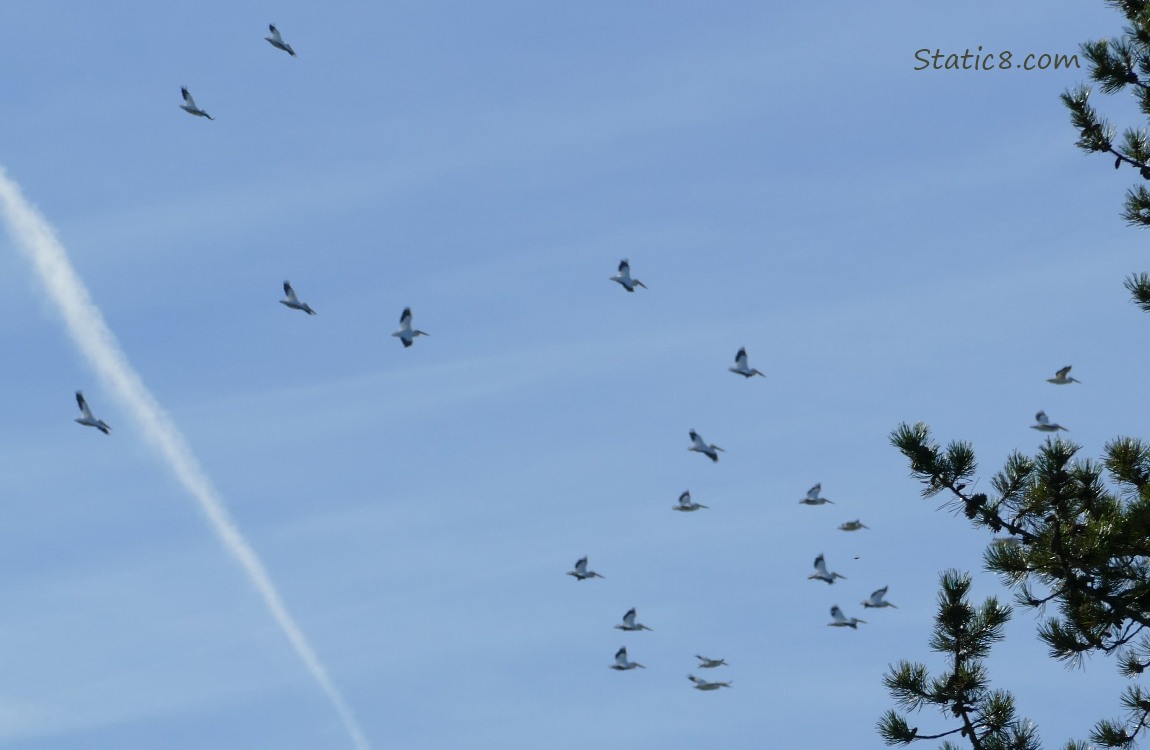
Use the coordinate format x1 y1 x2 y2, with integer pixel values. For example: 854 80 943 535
808 554 845 584
728 347 765 378
392 307 429 348
799 483 834 505
1046 366 1080 385
566 556 604 581
838 519 868 531
695 655 727 669
265 24 296 56
74 391 110 434
609 259 647 292
179 87 214 120
688 430 724 462
688 674 731 690
279 281 315 314
615 608 652 632
861 586 897 609
828 605 866 629
609 647 644 670
673 490 708 512
1031 411 1068 432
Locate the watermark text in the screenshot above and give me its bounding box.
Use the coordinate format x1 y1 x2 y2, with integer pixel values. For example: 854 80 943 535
914 47 1080 71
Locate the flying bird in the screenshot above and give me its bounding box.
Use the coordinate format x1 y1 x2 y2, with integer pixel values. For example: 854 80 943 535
728 347 765 378
567 556 604 581
1031 411 1068 432
862 586 897 609
179 87 214 120
1046 366 1080 385
695 655 728 669
74 391 110 434
392 307 429 348
688 430 724 462
265 23 296 56
808 554 846 584
279 281 315 314
828 605 866 629
799 483 834 505
615 608 652 632
610 647 645 670
609 259 647 292
688 674 732 690
838 519 868 531
673 490 708 512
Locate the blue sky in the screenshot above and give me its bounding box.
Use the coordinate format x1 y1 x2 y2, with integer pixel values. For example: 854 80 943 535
1 2 1147 748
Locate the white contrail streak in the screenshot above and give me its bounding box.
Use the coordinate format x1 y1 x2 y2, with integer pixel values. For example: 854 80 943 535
0 168 371 750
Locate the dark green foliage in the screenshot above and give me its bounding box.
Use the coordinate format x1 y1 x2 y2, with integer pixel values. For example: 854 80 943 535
886 426 1150 748
1124 273 1150 312
1063 2 1150 308
878 571 1038 750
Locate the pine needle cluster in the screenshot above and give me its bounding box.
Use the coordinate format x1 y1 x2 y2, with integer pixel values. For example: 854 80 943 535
1062 0 1150 309
886 426 1150 748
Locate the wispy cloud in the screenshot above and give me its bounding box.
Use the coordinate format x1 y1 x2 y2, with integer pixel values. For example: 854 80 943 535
0 167 371 750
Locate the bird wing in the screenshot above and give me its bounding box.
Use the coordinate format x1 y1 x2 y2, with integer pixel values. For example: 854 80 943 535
830 605 846 623
268 24 283 42
871 586 887 604
615 647 628 664
618 259 630 274
400 307 412 325
814 554 828 575
807 483 820 500
283 281 298 301
678 491 691 506
622 608 637 626
574 557 588 574
181 87 196 107
1056 366 1072 379
735 347 748 366
76 391 92 417
1035 411 1049 425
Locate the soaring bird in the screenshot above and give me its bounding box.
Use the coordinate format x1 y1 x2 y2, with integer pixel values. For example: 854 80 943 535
74 391 110 434
610 647 645 670
265 23 296 56
1031 411 1068 432
567 556 604 581
673 490 708 512
392 307 429 348
695 655 727 669
688 674 731 690
862 586 897 609
179 87 214 120
609 259 647 292
615 608 652 632
688 430 724 462
799 483 834 505
728 347 765 378
828 605 866 629
279 281 316 314
1046 366 1080 385
838 519 868 531
808 554 846 584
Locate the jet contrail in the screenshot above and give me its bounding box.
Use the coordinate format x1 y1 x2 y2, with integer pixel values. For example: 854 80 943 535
0 168 371 750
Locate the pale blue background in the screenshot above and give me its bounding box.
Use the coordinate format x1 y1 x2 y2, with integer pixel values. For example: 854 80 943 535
0 2 1144 748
